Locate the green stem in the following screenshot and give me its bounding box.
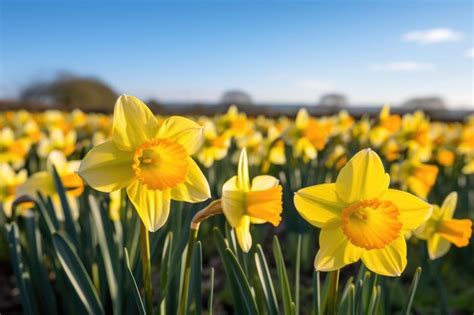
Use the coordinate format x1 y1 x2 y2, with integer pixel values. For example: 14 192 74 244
326 269 340 315
178 226 199 315
140 223 152 314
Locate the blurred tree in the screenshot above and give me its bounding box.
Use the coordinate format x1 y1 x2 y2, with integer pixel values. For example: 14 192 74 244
401 96 447 111
220 90 253 106
318 93 348 108
20 74 117 111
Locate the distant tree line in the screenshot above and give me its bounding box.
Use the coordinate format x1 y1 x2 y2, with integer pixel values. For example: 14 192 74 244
20 74 117 111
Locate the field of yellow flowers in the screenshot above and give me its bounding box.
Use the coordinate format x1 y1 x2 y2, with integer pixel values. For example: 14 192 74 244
0 95 473 314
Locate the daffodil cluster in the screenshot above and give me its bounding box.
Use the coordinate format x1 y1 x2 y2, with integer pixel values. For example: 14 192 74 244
1 95 472 279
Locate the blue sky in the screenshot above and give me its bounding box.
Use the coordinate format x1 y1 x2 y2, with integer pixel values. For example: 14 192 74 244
1 0 473 108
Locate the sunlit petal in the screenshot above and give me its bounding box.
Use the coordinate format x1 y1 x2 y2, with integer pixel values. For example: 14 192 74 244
157 116 204 155
336 149 390 203
361 235 407 277
127 181 171 232
235 215 252 253
294 184 344 228
383 189 432 230
78 141 135 193
171 158 211 202
314 219 363 271
112 95 159 150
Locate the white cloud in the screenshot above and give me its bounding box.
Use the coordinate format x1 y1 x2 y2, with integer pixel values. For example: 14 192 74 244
370 62 435 72
403 28 463 44
466 48 474 58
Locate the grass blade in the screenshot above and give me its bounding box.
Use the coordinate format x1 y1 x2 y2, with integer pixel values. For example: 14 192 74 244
124 248 146 315
51 166 79 248
24 215 58 315
6 222 38 315
273 236 294 315
52 232 104 314
89 195 121 315
209 267 215 315
295 234 302 314
254 244 279 314
225 248 259 314
403 267 422 315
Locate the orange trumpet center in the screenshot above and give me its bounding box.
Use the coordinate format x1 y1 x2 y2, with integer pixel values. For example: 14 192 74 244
437 218 472 247
133 138 189 191
246 185 283 226
342 199 402 250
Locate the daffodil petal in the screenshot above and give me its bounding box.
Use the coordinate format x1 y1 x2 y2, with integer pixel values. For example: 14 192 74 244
251 175 279 191
235 215 252 253
314 219 363 271
237 149 250 191
221 177 246 227
46 150 68 173
127 181 171 232
78 141 135 193
383 189 432 230
157 116 203 155
361 235 407 276
296 108 309 129
17 172 56 197
441 191 457 219
336 149 390 203
294 184 344 228
112 95 159 150
171 158 211 202
427 233 451 260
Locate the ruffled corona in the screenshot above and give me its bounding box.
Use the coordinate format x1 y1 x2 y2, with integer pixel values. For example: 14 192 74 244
437 219 472 247
246 185 283 226
342 199 402 250
133 138 189 191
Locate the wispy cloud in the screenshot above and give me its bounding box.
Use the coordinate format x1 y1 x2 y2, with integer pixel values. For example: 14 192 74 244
466 48 474 59
403 28 463 44
370 62 435 72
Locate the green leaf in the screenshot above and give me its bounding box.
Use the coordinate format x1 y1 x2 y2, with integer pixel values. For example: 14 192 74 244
208 267 215 315
159 231 173 302
51 166 79 248
225 248 259 314
6 222 38 315
212 227 250 314
254 244 279 315
89 195 122 315
124 248 146 315
295 234 302 315
403 267 422 315
313 271 321 315
24 215 58 315
52 232 104 315
273 236 294 315
189 241 203 315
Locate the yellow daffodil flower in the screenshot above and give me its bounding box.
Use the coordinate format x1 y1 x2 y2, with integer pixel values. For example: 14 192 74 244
395 159 439 199
38 128 77 158
0 127 30 167
0 163 29 217
415 192 472 259
18 151 83 220
294 149 432 276
292 109 332 161
436 149 455 167
221 149 283 252
196 119 230 168
78 95 211 232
